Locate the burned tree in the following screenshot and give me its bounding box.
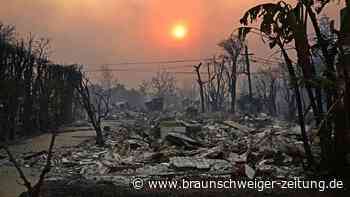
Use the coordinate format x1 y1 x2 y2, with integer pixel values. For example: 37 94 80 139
334 0 350 175
194 63 205 113
254 68 280 116
205 57 227 112
240 2 315 166
0 23 79 141
219 35 243 113
75 71 107 146
0 133 56 197
140 70 178 108
279 63 297 121
151 70 177 99
0 26 25 140
244 44 253 101
240 0 350 173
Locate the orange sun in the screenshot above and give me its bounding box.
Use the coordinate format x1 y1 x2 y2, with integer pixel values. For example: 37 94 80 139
171 24 188 40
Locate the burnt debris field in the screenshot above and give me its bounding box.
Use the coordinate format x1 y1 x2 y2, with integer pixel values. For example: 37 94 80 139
1 0 350 197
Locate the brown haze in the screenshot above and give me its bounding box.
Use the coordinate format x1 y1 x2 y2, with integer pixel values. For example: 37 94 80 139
0 0 344 87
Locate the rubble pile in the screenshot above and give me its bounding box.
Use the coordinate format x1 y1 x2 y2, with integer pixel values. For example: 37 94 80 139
1 113 309 183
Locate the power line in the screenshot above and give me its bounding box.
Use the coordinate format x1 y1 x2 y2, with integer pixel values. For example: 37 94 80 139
83 56 282 68
85 68 207 75
85 58 213 67
84 63 197 72
83 54 285 75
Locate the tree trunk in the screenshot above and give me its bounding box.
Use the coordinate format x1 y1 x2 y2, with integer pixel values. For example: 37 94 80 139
279 42 314 167
86 100 105 146
23 66 34 135
245 46 253 101
7 88 20 140
194 63 205 113
289 10 322 122
95 126 104 146
334 49 349 174
39 94 50 131
230 61 237 113
62 84 74 124
306 5 336 171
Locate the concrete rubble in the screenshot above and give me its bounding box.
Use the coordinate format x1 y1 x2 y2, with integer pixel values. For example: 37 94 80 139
0 112 311 185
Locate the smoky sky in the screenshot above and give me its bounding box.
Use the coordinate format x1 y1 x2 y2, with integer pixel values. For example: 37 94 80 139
0 0 344 87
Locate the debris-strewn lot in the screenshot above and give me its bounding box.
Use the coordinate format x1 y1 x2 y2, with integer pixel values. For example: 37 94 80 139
2 112 348 196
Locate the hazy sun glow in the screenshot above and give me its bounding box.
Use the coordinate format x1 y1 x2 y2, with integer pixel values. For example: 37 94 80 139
171 24 188 40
